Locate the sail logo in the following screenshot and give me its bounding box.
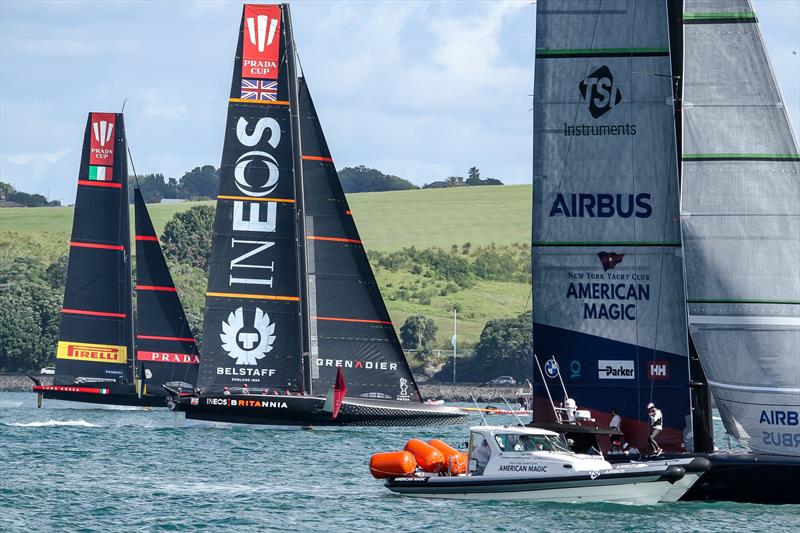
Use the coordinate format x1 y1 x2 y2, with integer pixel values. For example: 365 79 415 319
598 360 635 379
57 341 126 364
549 193 652 219
242 4 281 80
579 66 621 118
646 361 669 381
89 112 116 166
220 307 275 365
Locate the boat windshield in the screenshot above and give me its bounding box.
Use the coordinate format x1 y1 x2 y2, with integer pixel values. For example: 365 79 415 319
493 433 573 453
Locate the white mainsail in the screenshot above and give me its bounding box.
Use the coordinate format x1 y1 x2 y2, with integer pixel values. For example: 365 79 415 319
532 0 691 451
680 0 800 455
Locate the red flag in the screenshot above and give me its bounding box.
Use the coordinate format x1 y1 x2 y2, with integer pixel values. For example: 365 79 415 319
332 367 347 419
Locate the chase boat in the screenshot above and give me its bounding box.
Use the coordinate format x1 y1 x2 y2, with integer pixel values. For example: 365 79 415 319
372 426 693 504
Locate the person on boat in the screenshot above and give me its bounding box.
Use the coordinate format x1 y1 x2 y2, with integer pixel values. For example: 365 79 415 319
647 402 663 456
609 408 621 430
470 437 491 475
223 386 231 396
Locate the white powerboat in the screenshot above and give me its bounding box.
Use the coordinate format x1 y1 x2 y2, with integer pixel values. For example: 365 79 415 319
380 426 690 504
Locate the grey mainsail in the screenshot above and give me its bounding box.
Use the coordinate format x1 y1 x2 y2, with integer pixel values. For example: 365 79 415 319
680 0 800 455
532 0 691 451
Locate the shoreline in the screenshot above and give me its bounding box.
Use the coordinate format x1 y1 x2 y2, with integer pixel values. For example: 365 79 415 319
1 374 526 403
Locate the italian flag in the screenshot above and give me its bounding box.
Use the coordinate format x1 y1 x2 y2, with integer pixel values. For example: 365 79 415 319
88 165 112 181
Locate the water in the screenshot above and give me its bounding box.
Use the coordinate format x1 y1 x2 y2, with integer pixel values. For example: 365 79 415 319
1 392 796 532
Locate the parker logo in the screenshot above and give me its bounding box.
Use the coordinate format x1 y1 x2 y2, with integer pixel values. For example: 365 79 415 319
597 252 625 272
57 341 126 364
242 4 281 79
647 360 669 381
579 66 622 118
598 360 635 380
89 112 116 166
137 351 200 365
220 307 275 365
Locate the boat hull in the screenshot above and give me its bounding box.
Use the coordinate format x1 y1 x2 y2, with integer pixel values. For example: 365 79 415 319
385 468 685 504
33 384 166 408
170 393 468 426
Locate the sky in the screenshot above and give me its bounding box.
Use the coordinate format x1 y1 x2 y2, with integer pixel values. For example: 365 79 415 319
0 0 798 205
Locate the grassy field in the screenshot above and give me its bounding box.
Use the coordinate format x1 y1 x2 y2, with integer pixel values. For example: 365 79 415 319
0 185 532 348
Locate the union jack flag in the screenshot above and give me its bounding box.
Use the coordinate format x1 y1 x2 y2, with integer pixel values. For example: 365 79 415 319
241 79 278 101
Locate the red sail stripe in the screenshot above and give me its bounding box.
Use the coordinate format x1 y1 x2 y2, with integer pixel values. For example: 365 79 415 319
61 308 127 318
314 316 393 325
136 335 196 343
307 236 362 244
135 235 159 241
302 155 334 162
136 285 177 292
69 241 124 251
77 180 122 189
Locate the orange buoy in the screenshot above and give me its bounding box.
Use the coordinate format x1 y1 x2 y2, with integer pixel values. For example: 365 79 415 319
369 451 417 479
404 438 445 472
428 439 468 475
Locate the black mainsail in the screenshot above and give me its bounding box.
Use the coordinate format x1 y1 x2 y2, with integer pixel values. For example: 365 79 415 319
169 3 463 426
33 112 200 407
134 187 200 392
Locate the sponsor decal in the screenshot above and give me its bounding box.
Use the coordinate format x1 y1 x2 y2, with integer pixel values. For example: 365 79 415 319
316 358 398 371
57 341 126 364
548 193 652 219
220 307 275 365
598 360 635 379
397 378 411 401
241 79 278 101
760 410 799 426
242 4 281 79
646 360 669 380
89 113 115 165
88 165 112 182
564 65 636 136
497 464 547 473
569 360 582 379
137 351 200 364
597 252 624 272
544 358 559 378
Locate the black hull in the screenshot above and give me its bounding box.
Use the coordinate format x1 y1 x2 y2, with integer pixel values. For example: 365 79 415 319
170 393 468 427
608 451 800 504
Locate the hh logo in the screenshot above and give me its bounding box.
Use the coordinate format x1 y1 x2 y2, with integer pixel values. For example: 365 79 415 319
220 307 276 365
579 66 622 118
597 251 624 272
242 4 281 79
647 361 669 381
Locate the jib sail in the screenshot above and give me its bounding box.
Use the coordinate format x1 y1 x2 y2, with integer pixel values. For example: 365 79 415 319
197 3 304 391
532 0 691 451
133 187 199 393
55 112 134 386
298 76 421 402
680 0 800 455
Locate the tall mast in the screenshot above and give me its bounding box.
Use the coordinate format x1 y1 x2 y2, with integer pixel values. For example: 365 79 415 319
283 3 311 394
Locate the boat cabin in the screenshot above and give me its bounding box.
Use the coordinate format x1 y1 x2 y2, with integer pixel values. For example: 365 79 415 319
467 425 611 477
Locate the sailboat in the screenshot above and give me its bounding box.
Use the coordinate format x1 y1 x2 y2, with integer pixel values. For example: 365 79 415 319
531 0 799 502
31 112 199 407
166 3 466 426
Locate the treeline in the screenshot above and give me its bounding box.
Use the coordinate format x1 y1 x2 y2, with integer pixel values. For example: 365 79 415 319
0 181 61 207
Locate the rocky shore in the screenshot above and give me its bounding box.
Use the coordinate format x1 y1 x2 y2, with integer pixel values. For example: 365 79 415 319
2 374 526 403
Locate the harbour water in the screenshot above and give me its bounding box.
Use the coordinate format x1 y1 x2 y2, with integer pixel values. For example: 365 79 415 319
1 392 797 532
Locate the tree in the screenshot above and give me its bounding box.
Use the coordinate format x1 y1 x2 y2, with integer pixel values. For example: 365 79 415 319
338 166 418 193
0 281 61 371
399 315 438 354
178 165 219 199
161 205 215 270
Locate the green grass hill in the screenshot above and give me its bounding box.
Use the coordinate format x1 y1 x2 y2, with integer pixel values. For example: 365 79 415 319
0 184 532 349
